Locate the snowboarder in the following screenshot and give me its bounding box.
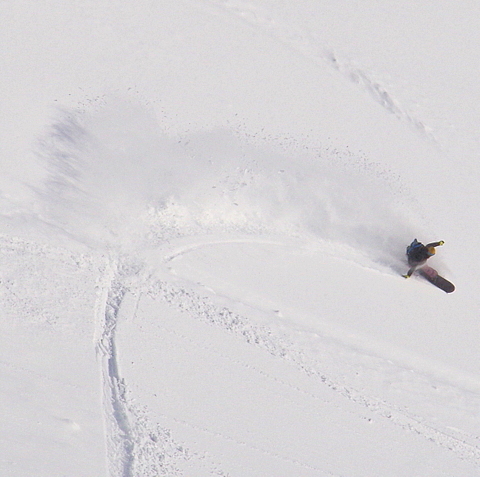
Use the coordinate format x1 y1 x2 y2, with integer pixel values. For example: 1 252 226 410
403 238 444 278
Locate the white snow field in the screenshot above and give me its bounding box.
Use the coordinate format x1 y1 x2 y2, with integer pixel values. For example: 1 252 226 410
1 1 480 476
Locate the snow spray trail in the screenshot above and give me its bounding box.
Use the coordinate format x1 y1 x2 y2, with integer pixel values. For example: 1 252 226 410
34 100 420 269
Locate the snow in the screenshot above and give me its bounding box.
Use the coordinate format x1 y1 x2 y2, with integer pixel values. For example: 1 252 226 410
1 1 480 476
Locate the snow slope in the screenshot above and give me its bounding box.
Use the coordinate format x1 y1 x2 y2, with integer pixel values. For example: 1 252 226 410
1 1 480 476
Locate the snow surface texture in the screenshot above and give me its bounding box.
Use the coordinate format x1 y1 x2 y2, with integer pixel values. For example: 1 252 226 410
1 1 480 476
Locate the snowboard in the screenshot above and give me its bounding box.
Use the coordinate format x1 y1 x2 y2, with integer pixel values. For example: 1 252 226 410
419 265 455 293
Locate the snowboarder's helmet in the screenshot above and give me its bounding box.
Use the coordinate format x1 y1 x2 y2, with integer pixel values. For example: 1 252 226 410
427 247 436 256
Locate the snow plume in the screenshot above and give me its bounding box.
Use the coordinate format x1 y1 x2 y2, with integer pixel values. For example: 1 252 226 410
35 100 417 268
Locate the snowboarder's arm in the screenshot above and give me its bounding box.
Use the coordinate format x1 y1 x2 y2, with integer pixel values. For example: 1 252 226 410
425 241 444 248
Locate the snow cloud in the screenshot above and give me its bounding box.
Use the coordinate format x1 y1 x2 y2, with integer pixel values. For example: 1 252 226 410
34 99 418 270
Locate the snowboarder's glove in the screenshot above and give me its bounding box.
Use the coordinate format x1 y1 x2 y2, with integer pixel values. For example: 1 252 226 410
439 240 445 246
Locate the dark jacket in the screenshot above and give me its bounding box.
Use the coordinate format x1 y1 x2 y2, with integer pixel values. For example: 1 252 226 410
407 241 442 266
405 240 444 277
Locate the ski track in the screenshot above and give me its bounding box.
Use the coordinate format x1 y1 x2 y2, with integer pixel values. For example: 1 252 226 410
95 255 233 477
206 0 437 143
95 257 134 477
